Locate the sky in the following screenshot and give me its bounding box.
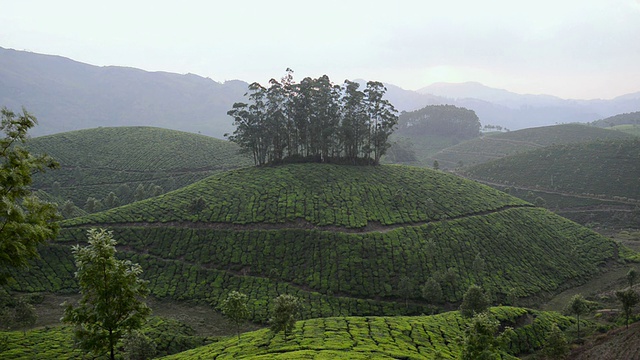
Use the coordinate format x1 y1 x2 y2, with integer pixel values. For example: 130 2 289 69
2 0 640 99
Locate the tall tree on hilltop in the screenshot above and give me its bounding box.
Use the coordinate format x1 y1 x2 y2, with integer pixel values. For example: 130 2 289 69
365 81 398 164
0 107 60 285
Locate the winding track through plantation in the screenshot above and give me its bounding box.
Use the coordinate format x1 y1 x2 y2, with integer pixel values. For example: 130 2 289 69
65 204 534 234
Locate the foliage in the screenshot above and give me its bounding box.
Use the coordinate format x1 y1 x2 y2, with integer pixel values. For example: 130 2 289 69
221 290 250 341
626 268 637 288
11 298 37 335
26 126 252 210
615 288 639 329
0 107 60 285
226 71 398 165
421 277 444 305
464 138 640 202
162 307 573 359
123 330 157 360
270 294 302 339
396 104 481 140
460 285 489 318
0 316 207 359
590 111 640 128
461 313 501 360
62 229 151 360
541 323 569 360
432 123 633 169
10 164 622 322
564 294 591 339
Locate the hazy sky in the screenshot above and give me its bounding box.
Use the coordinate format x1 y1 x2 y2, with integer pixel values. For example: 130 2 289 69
2 0 640 99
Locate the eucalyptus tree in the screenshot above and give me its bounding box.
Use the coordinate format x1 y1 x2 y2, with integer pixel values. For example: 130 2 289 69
364 81 398 163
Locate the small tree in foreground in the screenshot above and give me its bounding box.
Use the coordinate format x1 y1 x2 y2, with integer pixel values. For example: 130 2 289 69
616 288 640 329
221 290 250 341
565 294 590 340
62 229 151 360
270 294 302 340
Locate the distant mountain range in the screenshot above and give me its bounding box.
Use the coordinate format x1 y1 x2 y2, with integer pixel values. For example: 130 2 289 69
2 47 640 138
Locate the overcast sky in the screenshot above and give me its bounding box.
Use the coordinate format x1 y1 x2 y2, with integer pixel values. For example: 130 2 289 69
2 0 640 99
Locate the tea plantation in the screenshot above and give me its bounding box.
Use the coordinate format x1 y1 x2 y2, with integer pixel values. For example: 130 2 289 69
12 164 623 324
26 126 252 209
429 124 634 169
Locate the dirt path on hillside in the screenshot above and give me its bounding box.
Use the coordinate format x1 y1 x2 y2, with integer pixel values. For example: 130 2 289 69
65 204 533 234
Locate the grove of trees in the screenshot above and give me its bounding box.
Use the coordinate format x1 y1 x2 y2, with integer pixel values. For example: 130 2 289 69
226 70 398 165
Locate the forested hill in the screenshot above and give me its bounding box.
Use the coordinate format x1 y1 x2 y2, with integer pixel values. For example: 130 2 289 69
26 127 252 214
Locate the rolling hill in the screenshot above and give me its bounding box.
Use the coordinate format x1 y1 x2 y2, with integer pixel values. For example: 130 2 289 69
26 126 253 213
0 307 580 359
13 164 623 324
161 307 574 359
462 138 640 228
429 123 635 169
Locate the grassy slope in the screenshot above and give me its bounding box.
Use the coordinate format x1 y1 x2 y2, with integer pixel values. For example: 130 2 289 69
13 164 622 323
161 307 574 360
26 126 253 206
463 138 640 202
430 124 634 169
0 317 209 359
0 307 576 360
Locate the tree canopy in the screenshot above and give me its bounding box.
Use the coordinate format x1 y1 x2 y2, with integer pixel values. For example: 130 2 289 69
62 228 151 360
395 104 481 140
0 107 60 285
226 70 398 165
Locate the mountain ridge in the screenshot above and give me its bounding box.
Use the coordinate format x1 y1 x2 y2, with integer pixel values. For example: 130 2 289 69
2 46 640 137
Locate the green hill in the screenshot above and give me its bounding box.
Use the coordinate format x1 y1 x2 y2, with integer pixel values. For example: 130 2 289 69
13 164 623 323
161 307 574 359
462 138 640 228
26 126 252 213
430 124 634 169
0 307 580 359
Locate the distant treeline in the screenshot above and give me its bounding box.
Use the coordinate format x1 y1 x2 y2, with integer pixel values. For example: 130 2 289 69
226 70 398 165
396 105 481 140
590 111 640 128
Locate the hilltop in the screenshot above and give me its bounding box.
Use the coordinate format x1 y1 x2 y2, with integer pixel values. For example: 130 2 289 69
430 123 634 169
26 126 252 213
13 164 623 323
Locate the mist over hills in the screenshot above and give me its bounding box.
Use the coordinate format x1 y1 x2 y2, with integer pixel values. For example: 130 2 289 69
2 47 640 138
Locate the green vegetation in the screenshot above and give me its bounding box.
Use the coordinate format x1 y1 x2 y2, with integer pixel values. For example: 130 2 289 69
1 107 60 285
227 72 398 165
386 105 482 166
26 126 252 214
0 317 209 359
10 164 622 325
590 111 640 128
395 104 481 141
430 123 634 169
62 229 150 360
464 138 640 202
161 307 575 359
